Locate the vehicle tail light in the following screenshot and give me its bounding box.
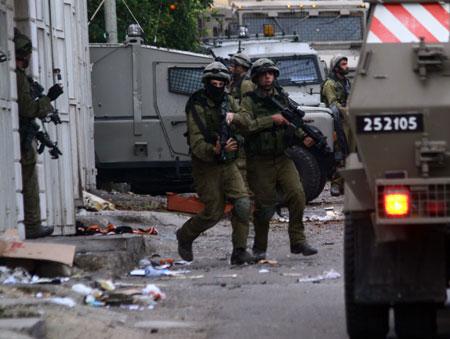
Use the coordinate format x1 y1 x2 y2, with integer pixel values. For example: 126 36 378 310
384 187 410 217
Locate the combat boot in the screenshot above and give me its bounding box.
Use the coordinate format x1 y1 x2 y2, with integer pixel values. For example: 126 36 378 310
252 248 267 262
291 242 318 256
230 248 254 265
176 229 193 262
25 225 54 239
330 182 342 197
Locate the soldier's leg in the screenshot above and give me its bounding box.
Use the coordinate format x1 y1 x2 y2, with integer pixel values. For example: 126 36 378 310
247 159 277 254
176 166 225 261
21 161 41 228
277 156 317 256
223 163 251 249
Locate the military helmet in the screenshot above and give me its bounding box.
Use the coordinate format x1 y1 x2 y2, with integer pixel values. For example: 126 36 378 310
202 61 231 83
230 53 252 69
14 29 32 59
330 55 348 72
250 58 279 82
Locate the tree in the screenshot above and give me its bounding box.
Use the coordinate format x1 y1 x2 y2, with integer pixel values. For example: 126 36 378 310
88 0 213 52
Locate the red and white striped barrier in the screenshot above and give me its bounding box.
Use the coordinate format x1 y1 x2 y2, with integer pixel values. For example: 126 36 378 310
367 2 450 43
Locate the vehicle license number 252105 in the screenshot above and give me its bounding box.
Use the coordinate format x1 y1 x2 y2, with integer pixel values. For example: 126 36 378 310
356 113 423 134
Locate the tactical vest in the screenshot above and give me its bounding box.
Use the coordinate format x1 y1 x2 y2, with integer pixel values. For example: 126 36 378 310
186 89 237 162
320 76 351 107
244 90 290 157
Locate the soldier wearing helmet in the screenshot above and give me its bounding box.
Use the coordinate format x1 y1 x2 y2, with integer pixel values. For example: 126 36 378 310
176 61 254 265
227 58 318 260
229 53 255 103
14 29 63 239
321 55 354 196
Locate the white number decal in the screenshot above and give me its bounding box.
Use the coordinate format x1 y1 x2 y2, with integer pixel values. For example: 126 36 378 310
373 117 382 131
363 117 372 131
383 117 392 131
399 117 408 130
408 116 417 130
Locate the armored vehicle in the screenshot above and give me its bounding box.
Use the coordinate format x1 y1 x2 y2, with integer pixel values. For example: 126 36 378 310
91 28 332 200
203 0 368 73
343 1 450 338
211 40 337 200
91 28 211 192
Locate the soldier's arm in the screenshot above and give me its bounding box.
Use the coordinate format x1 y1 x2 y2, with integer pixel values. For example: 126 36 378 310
240 80 255 99
232 96 273 136
187 104 217 162
322 81 344 111
229 96 239 113
16 72 53 119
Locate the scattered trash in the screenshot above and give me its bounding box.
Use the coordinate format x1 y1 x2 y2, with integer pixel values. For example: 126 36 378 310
304 210 344 222
322 242 335 246
324 206 334 211
258 269 270 274
49 297 76 308
0 266 69 285
215 274 238 279
274 215 289 223
131 256 191 278
257 259 278 266
76 223 158 236
83 191 116 211
96 279 116 291
297 269 341 283
72 283 93 296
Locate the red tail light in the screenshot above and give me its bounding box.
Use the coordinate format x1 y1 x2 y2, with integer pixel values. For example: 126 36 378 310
384 187 410 217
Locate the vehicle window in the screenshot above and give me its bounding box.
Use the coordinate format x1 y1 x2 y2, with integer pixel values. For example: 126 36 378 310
270 56 322 86
242 14 364 42
168 67 204 95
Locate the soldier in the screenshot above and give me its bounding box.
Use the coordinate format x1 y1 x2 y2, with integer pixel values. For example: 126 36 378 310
176 62 253 265
227 58 318 260
228 53 255 191
14 29 63 239
229 53 255 103
321 55 353 196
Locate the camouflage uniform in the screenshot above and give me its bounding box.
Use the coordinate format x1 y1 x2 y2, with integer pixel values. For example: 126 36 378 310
321 55 355 194
234 85 312 254
176 62 252 264
17 68 53 230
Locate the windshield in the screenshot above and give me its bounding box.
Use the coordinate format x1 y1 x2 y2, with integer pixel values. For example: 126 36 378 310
268 56 322 86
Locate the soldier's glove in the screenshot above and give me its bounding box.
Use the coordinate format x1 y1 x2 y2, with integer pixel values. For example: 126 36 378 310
47 84 63 101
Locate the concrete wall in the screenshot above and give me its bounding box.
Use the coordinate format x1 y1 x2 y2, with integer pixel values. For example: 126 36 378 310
0 0 95 236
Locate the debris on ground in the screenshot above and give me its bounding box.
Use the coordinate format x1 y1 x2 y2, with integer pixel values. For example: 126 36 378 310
0 232 76 266
166 192 233 214
215 274 238 279
49 297 76 308
258 269 270 274
72 279 166 309
129 256 191 278
76 222 158 236
257 259 278 266
297 269 341 283
304 210 344 223
83 191 116 211
0 266 70 285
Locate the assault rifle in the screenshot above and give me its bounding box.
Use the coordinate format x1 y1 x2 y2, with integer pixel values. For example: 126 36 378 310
329 104 349 162
26 78 63 159
217 95 234 163
268 93 332 155
208 49 230 67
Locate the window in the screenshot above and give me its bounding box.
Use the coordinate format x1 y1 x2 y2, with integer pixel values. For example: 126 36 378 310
168 67 204 95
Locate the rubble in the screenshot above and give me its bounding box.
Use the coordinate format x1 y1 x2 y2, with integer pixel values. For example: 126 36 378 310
82 191 116 211
297 269 341 283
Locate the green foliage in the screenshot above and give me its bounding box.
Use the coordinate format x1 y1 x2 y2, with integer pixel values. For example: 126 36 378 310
88 0 212 52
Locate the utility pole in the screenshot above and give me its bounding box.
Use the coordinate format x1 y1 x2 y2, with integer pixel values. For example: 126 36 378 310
104 0 118 43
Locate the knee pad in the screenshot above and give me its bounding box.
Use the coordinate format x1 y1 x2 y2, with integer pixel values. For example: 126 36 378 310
233 197 251 223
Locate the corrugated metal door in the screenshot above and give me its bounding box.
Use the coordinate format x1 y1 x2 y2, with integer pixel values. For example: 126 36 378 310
0 0 21 234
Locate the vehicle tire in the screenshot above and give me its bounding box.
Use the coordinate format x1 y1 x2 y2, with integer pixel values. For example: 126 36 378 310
345 213 390 339
286 146 323 202
394 303 437 339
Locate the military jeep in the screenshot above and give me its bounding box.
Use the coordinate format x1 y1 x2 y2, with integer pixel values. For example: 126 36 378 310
342 1 450 338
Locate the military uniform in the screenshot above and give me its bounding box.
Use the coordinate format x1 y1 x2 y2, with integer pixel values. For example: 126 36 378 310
17 68 53 230
176 62 253 265
233 84 314 255
14 29 62 238
321 56 355 195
